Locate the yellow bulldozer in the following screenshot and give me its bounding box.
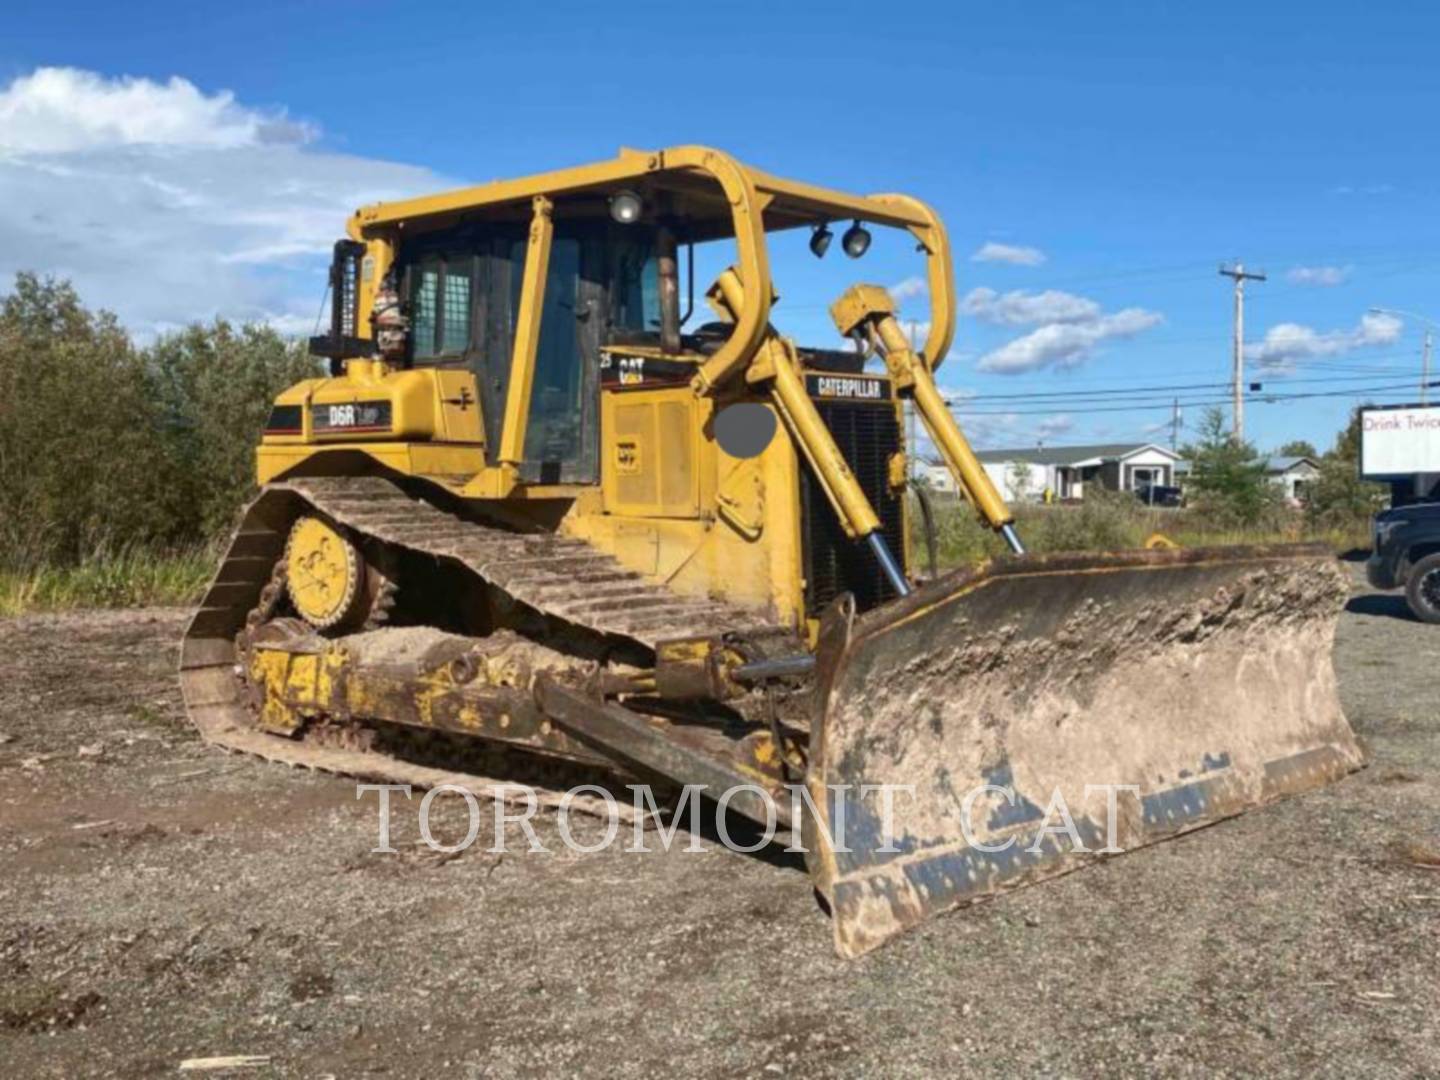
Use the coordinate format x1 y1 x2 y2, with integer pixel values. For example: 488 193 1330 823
181 146 1362 956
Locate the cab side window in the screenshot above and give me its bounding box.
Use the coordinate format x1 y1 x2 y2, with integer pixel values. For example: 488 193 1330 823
408 254 474 361
610 242 660 335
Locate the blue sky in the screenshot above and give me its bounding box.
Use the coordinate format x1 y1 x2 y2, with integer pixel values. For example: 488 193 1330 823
2 0 1438 453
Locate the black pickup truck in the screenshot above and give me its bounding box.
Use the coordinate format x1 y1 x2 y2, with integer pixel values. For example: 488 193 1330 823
1366 500 1440 622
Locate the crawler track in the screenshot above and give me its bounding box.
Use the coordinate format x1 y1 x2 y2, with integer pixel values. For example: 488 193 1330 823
178 475 787 812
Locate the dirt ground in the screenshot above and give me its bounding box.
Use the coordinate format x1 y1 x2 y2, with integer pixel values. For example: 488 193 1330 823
1 562 1437 1078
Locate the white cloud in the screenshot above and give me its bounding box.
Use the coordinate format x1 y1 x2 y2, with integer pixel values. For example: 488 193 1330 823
970 241 1046 267
962 284 1163 374
961 287 1101 326
1286 265 1350 287
950 412 1020 450
976 308 1163 373
890 275 927 302
0 67 313 153
1246 311 1402 371
0 67 450 336
1035 414 1075 439
945 408 1081 451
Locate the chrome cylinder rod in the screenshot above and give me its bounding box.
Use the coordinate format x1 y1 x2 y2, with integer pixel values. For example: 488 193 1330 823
999 523 1026 556
866 531 912 597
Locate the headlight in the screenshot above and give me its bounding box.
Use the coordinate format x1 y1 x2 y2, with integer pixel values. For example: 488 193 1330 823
608 190 643 225
1374 518 1401 547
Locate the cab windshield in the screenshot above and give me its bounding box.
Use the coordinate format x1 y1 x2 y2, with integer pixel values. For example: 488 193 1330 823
398 224 667 483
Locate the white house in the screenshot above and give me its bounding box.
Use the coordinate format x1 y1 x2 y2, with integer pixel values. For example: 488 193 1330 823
970 443 1182 502
1265 455 1320 503
915 461 958 495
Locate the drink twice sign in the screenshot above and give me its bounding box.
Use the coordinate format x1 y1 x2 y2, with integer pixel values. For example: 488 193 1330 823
1360 404 1440 476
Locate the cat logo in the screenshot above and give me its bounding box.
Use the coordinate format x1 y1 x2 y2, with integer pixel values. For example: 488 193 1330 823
806 375 887 401
616 356 645 386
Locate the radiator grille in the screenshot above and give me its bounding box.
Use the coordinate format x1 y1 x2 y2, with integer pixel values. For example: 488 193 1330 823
801 397 906 617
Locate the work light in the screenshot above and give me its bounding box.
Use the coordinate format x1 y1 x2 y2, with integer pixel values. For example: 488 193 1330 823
842 221 871 258
809 222 833 258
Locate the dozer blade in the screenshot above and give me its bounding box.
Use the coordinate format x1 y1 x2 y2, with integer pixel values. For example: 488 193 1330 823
801 545 1364 958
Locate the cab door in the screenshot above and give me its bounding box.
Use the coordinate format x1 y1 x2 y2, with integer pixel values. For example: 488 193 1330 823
506 230 603 485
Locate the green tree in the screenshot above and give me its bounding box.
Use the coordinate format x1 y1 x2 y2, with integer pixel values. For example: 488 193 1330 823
1305 408 1389 528
0 273 323 568
1179 407 1280 526
0 273 179 565
1278 439 1318 458
146 321 320 536
1006 459 1036 502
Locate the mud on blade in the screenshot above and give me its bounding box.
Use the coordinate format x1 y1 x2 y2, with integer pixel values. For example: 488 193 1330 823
802 546 1363 958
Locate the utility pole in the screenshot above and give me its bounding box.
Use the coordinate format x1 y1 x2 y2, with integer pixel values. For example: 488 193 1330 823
1368 307 1435 406
1219 263 1266 441
1423 329 1433 407
1170 397 1181 451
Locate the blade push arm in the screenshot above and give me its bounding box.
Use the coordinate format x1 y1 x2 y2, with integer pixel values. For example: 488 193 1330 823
831 285 1026 555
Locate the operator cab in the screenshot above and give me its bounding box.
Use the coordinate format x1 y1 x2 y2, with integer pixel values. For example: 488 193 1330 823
310 161 928 489
392 219 670 484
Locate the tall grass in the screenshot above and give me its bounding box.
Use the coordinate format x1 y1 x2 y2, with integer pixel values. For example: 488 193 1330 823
913 488 1371 572
0 497 1371 616
0 543 214 616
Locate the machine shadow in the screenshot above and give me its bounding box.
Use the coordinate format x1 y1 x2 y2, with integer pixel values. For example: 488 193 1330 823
1345 593 1416 621
683 799 810 875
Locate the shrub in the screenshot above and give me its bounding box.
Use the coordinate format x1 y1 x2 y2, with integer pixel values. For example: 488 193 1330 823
1180 407 1283 528
1278 438 1318 458
1306 408 1388 530
0 274 179 565
915 485 1152 566
1020 486 1145 552
0 272 321 573
147 320 320 537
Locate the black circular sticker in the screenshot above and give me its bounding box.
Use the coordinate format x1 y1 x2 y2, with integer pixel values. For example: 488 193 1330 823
714 403 778 459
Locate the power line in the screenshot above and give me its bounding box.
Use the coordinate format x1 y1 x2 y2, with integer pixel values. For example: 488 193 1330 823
930 356 1420 393
954 381 1428 417
948 369 1410 405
